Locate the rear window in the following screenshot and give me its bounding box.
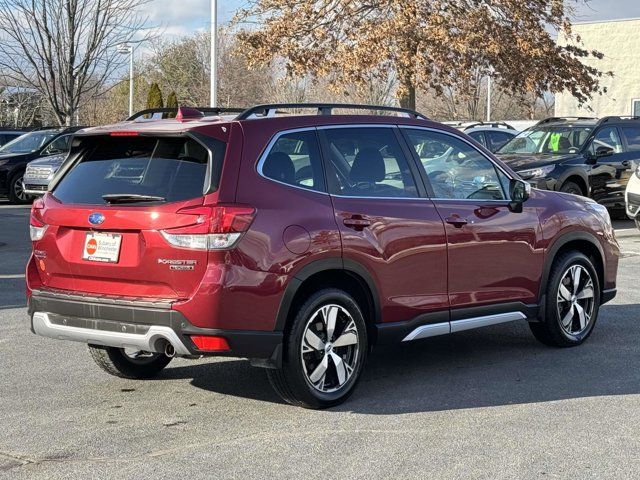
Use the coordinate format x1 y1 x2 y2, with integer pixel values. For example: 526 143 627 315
53 136 224 205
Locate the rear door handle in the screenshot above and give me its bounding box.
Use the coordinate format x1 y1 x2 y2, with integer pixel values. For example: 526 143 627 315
343 215 371 231
445 216 468 228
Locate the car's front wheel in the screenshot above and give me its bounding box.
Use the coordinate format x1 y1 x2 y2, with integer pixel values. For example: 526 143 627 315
559 181 584 196
267 289 368 409
8 171 32 204
88 345 172 379
530 251 600 347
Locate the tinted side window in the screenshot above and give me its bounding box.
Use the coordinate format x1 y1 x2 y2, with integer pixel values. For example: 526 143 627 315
403 129 506 200
261 130 325 192
468 131 487 147
590 127 623 154
45 135 72 154
488 131 514 151
621 126 640 152
323 127 418 198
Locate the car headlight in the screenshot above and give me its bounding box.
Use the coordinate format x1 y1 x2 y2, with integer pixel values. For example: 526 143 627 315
635 165 640 179
518 165 555 180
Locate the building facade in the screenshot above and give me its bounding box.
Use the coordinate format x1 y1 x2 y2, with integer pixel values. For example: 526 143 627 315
555 18 640 118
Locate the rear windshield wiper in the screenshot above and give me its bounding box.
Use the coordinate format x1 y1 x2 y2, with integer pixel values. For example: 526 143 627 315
102 194 166 204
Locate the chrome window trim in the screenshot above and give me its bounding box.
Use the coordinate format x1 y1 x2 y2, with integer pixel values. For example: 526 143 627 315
255 127 330 196
399 125 518 202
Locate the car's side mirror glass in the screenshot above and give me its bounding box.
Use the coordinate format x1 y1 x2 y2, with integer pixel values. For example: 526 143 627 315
596 146 614 158
585 145 614 165
508 179 530 213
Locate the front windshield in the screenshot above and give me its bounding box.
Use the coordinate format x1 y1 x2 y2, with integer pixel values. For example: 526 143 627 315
0 131 58 154
498 126 592 155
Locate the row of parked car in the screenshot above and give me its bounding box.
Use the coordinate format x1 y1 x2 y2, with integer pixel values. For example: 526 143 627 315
2 114 640 226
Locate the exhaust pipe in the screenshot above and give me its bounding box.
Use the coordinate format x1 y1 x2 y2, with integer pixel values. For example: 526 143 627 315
164 342 176 358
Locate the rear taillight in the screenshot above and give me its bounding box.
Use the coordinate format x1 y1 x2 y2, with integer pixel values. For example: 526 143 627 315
30 198 47 241
160 205 256 251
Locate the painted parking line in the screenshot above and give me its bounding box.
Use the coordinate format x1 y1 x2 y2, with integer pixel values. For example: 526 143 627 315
0 274 25 279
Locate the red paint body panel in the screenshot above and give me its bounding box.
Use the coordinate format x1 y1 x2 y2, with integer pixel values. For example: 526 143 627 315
26 113 620 341
432 200 544 308
331 197 449 323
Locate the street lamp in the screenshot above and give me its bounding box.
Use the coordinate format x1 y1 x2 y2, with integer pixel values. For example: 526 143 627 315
118 44 134 117
211 0 218 107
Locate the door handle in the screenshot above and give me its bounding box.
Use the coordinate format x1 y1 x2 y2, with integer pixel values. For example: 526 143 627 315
445 216 468 228
343 215 371 231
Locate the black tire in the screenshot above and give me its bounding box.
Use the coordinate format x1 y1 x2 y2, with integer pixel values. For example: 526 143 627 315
529 251 601 347
88 345 172 379
559 181 584 197
267 289 368 409
8 171 32 204
636 218 640 231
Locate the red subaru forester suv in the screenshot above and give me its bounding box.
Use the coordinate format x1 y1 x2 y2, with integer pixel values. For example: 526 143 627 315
27 104 619 408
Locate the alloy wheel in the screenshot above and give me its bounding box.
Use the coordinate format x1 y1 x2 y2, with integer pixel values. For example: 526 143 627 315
556 264 595 335
13 175 27 201
300 304 360 393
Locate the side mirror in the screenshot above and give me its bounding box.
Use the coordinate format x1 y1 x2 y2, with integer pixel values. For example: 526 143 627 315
508 179 531 213
596 146 614 158
586 146 614 164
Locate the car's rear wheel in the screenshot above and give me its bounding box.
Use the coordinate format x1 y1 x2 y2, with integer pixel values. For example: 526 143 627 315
559 181 584 196
530 251 600 347
267 289 368 409
88 345 172 379
8 171 32 204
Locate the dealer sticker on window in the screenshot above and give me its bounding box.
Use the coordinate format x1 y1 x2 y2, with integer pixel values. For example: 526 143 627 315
83 232 122 263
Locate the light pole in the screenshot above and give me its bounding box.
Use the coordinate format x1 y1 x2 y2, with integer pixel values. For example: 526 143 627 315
486 75 492 122
118 44 134 117
210 0 218 107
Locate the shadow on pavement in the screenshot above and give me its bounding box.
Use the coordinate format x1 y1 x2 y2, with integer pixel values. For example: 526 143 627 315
159 304 640 413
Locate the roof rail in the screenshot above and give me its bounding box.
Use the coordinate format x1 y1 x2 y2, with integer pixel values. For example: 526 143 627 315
462 121 515 131
126 107 246 122
598 115 640 125
236 103 429 120
535 116 596 125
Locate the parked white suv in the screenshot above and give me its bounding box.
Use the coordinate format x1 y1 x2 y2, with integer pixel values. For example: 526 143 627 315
625 165 640 229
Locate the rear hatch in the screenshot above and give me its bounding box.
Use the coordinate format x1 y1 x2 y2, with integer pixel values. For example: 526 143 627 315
32 133 227 300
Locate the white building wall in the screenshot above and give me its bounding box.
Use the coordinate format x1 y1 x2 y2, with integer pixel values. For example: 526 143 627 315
555 18 640 117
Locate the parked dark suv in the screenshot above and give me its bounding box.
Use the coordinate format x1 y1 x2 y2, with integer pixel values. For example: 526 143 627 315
0 126 84 203
496 116 640 217
27 104 619 408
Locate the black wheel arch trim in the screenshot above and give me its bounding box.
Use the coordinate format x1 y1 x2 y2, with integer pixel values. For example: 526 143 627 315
556 167 589 194
539 230 605 300
273 257 382 332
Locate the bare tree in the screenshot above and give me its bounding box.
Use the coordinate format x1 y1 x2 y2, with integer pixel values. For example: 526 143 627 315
0 0 152 126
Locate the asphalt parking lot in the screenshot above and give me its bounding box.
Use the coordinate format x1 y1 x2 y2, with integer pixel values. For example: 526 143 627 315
0 201 639 479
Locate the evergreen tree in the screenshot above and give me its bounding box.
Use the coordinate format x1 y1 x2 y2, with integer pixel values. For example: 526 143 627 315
146 83 164 109
166 90 178 109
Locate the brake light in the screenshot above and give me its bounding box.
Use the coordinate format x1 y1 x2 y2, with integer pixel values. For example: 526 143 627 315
190 335 230 351
30 199 47 241
110 131 139 136
160 205 256 251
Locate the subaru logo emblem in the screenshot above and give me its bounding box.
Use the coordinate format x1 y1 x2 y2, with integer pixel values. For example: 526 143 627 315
88 213 105 225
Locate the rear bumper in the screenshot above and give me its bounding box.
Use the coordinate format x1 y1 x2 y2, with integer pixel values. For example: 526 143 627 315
28 289 282 361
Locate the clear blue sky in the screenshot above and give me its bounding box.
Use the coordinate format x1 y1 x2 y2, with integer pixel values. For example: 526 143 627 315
147 1 640 37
